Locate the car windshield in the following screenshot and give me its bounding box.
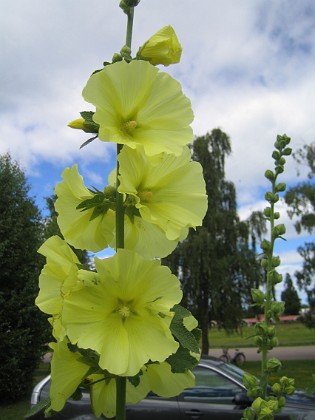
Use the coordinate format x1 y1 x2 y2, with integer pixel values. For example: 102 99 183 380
216 361 247 383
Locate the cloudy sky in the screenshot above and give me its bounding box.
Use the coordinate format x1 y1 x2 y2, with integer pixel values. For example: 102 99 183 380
1 0 314 301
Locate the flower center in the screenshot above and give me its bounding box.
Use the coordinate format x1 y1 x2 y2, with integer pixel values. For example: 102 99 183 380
122 120 137 136
117 304 131 318
138 190 153 203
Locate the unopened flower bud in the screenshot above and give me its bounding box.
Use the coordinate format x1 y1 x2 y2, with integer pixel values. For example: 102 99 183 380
137 25 182 66
68 118 86 130
264 170 275 181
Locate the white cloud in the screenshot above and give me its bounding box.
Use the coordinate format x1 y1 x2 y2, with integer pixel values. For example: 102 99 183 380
0 0 314 274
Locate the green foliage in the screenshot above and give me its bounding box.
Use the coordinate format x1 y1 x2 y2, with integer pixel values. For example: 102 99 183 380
0 153 48 402
163 129 266 354
285 142 315 327
281 274 301 315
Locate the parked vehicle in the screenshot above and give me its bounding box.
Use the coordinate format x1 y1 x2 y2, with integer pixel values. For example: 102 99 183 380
30 358 315 419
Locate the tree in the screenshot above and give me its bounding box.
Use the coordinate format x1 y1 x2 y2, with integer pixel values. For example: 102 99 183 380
285 142 315 326
163 129 266 354
0 153 48 402
281 274 301 315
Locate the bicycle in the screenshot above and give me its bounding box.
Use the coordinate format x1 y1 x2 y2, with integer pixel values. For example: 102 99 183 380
219 347 246 366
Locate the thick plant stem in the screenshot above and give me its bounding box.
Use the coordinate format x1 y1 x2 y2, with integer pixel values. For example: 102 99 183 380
125 7 134 48
115 143 126 420
115 7 135 420
116 376 127 420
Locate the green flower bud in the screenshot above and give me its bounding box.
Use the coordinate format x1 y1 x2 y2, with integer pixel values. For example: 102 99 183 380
267 357 282 372
260 239 271 253
264 170 275 181
251 289 266 304
271 256 281 267
275 165 284 175
270 301 284 318
271 382 282 395
263 207 271 218
242 407 255 420
267 326 276 338
275 182 286 192
282 147 292 156
243 372 259 389
272 224 286 239
269 337 278 349
261 258 268 268
252 397 264 413
112 53 123 63
274 211 280 219
272 150 281 160
265 192 279 203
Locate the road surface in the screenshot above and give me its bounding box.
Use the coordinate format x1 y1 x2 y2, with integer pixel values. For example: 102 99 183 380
208 346 315 361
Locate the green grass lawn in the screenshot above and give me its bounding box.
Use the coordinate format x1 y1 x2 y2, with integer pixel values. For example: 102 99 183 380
244 359 315 391
208 322 315 348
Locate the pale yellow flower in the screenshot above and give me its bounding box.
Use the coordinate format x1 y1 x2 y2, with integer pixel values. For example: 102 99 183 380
118 146 208 240
82 60 193 156
62 249 182 376
54 165 115 252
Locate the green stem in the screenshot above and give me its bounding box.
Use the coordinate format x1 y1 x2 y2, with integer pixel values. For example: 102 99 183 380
116 376 127 420
116 144 125 249
261 179 276 398
115 8 135 420
125 7 134 49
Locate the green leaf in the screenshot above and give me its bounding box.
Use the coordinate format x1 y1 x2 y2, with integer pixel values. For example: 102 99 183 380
25 398 50 418
170 305 200 353
166 346 199 373
80 135 98 149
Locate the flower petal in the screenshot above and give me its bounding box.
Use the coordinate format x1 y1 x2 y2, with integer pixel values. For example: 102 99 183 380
48 340 90 413
55 165 115 252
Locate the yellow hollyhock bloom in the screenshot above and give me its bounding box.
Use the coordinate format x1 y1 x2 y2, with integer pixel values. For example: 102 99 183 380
47 339 91 414
82 60 193 156
55 164 184 258
54 165 115 252
111 212 186 259
137 25 182 66
62 249 182 376
118 146 208 240
90 362 194 418
35 236 81 316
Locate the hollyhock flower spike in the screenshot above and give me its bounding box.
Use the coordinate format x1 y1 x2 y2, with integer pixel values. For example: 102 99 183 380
137 25 182 66
62 249 182 377
82 60 194 156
